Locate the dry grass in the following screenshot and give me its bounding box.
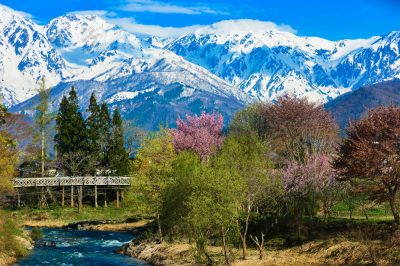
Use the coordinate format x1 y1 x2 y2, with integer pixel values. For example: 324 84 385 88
80 219 152 232
128 234 400 266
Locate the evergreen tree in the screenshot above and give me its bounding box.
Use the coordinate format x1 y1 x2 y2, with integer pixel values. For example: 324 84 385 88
0 95 7 125
35 77 52 177
54 87 87 170
109 108 130 175
86 93 101 172
98 102 112 171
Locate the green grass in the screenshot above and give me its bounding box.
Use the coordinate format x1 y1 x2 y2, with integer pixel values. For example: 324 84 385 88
0 210 29 257
9 205 142 224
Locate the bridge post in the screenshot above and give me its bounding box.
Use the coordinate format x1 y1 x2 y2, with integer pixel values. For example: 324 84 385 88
104 189 107 207
116 189 120 209
17 188 21 208
78 186 83 213
71 186 74 208
94 185 98 208
61 186 65 207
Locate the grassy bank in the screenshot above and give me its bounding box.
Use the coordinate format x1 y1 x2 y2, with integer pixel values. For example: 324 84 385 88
0 210 32 266
123 220 400 266
6 205 141 227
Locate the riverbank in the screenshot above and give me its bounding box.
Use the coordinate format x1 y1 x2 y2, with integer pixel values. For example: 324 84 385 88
120 238 392 266
119 222 400 266
1 206 151 265
0 211 33 266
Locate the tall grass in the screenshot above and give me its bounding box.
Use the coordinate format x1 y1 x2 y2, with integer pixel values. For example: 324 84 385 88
0 210 28 257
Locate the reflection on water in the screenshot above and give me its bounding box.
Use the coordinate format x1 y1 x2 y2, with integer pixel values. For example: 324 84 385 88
16 227 149 266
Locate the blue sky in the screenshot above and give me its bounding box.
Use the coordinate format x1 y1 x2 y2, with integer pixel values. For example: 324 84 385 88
1 0 399 40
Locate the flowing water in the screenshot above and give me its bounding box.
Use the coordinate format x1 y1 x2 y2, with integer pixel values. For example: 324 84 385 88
16 228 149 266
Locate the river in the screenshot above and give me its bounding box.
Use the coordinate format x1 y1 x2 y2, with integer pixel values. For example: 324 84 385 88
15 227 149 265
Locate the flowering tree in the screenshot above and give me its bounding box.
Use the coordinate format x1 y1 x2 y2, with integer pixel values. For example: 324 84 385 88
334 106 400 224
171 112 224 161
283 154 340 219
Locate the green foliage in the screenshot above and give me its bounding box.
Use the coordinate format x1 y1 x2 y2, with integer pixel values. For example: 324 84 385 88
34 78 52 132
99 102 112 170
109 108 130 175
0 94 7 125
229 103 269 140
54 87 87 156
0 132 18 192
30 227 43 240
86 93 102 173
0 211 28 257
130 126 176 216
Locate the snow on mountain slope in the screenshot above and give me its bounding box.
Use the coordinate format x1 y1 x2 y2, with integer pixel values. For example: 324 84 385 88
0 4 66 106
1 5 399 111
0 7 247 110
167 19 396 103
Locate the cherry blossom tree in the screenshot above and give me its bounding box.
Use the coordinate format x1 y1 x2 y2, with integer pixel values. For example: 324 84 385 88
284 154 340 220
171 112 224 161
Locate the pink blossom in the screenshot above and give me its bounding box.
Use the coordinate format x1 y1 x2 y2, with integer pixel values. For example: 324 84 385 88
171 112 224 161
283 154 339 195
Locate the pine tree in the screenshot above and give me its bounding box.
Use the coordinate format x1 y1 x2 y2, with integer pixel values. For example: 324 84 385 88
54 87 88 175
99 102 112 171
86 93 101 172
109 108 130 175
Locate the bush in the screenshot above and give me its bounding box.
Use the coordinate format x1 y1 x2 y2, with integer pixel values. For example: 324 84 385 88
31 227 43 240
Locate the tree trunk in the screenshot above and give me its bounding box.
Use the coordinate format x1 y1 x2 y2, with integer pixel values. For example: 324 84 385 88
389 194 400 224
94 186 98 208
17 189 21 208
104 190 107 207
61 186 65 207
221 226 231 266
70 186 74 208
41 127 45 177
157 213 163 242
116 189 120 208
78 186 83 213
239 202 251 260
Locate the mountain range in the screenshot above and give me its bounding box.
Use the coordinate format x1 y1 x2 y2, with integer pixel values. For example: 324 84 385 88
0 4 399 129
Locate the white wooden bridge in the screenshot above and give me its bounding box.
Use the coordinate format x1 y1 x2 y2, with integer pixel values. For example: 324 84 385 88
12 176 131 188
12 176 131 209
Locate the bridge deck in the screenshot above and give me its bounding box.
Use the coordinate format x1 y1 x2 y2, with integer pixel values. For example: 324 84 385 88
12 176 131 188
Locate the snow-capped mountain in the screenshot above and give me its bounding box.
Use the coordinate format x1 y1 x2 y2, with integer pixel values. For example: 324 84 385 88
0 5 66 106
0 6 247 113
1 5 400 128
167 20 400 103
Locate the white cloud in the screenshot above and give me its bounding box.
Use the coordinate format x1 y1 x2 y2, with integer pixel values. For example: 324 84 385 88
116 0 224 15
196 19 297 35
107 17 297 38
108 17 203 38
68 10 114 17
0 4 34 19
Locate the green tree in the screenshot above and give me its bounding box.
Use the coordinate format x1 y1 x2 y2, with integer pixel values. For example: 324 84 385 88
162 152 242 265
34 77 53 177
86 93 102 173
98 102 112 171
217 133 274 260
0 108 18 192
131 127 176 241
0 95 7 125
109 108 130 175
54 87 87 175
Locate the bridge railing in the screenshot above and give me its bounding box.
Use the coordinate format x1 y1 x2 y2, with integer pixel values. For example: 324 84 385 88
12 176 131 188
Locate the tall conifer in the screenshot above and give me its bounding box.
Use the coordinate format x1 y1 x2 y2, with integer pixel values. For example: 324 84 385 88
99 102 111 171
54 87 87 155
86 93 101 172
109 108 130 175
